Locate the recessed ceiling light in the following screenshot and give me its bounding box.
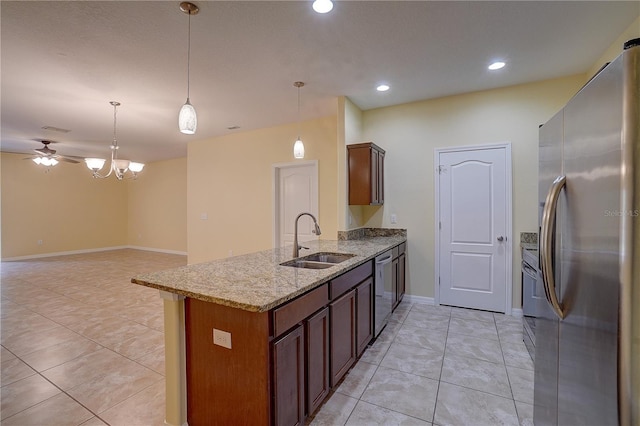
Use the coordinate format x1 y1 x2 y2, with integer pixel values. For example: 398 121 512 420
312 0 333 13
376 84 390 92
488 61 506 71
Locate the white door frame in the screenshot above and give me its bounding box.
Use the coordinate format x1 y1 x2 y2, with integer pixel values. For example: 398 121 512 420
272 160 319 248
434 143 513 314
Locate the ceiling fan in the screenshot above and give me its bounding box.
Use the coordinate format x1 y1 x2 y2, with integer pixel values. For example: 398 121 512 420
25 140 83 165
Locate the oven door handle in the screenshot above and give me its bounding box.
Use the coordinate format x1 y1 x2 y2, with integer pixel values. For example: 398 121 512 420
540 175 566 320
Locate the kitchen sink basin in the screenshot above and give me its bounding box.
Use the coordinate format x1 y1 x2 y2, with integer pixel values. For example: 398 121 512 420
280 252 356 269
300 252 356 264
280 260 335 269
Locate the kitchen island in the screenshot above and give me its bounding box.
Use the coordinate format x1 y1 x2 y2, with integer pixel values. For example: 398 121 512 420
132 233 406 426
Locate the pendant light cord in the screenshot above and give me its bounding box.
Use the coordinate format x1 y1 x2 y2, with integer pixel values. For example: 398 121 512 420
297 85 301 139
187 11 191 100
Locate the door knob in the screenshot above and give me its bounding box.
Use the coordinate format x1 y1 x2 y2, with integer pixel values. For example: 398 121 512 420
497 236 504 242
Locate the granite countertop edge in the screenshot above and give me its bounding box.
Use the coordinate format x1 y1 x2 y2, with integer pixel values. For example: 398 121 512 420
131 235 406 313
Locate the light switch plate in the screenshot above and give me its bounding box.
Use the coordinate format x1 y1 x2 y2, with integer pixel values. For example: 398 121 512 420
213 328 232 349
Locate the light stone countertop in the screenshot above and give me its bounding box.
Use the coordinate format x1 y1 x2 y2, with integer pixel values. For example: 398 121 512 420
131 236 406 313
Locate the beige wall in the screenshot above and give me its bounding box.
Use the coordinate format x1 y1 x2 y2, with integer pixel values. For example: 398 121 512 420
187 115 338 264
587 15 640 80
1 152 187 259
1 152 127 258
360 74 585 305
337 97 366 230
127 157 187 253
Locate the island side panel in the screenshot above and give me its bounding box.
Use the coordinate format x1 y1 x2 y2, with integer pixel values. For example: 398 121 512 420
185 298 271 425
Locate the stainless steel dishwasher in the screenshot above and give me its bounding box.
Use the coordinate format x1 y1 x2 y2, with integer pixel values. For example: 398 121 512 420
374 250 393 337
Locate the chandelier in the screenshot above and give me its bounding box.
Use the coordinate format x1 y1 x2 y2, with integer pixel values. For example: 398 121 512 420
84 101 144 180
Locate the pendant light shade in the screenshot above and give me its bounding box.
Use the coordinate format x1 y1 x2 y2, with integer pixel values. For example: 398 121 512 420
312 0 333 13
179 2 199 135
293 139 305 159
293 81 305 159
179 98 197 134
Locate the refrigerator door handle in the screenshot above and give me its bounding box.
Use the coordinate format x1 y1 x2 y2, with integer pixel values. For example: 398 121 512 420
540 175 566 320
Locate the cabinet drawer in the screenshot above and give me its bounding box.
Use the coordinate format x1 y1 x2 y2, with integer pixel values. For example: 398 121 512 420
273 284 329 338
330 261 373 300
392 242 406 259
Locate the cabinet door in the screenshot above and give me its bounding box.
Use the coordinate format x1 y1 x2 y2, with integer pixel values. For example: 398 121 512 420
378 150 385 205
273 324 305 426
305 307 329 416
398 253 406 303
392 257 399 310
356 277 373 357
371 148 379 204
330 289 356 387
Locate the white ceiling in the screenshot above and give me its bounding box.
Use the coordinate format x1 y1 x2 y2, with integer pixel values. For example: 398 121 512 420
1 1 638 163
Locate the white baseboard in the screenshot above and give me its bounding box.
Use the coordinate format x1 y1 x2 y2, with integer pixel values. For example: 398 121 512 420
403 295 435 305
2 245 187 261
510 308 523 317
127 246 187 256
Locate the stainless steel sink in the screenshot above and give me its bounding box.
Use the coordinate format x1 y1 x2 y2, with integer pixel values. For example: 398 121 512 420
300 252 356 264
280 252 355 269
280 260 335 269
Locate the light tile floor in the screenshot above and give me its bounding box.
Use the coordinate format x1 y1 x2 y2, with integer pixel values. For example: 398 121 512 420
1 249 186 425
1 249 533 426
310 303 534 426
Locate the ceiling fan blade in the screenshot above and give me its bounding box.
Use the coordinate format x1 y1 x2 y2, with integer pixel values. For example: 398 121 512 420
57 156 80 164
35 146 56 155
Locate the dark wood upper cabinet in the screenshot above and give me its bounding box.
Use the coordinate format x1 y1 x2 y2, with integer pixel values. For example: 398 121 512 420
348 142 385 205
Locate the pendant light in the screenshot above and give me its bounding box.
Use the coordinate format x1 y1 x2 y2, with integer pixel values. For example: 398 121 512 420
85 101 144 180
179 2 199 135
293 81 305 159
312 0 333 14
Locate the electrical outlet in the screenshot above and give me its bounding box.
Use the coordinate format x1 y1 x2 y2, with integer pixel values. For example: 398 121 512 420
390 214 397 224
200 213 208 220
37 239 43 245
213 328 232 349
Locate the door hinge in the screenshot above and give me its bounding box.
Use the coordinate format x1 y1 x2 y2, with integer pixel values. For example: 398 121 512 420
438 276 441 286
439 221 442 230
437 165 446 174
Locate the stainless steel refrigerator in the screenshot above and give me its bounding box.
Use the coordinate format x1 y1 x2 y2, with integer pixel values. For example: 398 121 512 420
535 38 639 426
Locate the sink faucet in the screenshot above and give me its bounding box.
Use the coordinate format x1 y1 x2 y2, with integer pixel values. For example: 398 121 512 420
293 212 322 258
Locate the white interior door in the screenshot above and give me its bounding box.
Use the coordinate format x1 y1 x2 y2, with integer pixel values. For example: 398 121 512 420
437 146 511 313
273 161 319 248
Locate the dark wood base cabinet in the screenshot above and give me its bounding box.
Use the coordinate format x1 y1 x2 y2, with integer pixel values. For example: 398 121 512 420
305 307 330 415
184 260 375 425
329 289 356 387
273 325 305 426
392 243 407 310
356 278 373 357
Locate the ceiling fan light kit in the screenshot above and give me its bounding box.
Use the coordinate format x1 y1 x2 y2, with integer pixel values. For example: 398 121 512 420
179 2 199 135
28 139 81 167
84 101 145 180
